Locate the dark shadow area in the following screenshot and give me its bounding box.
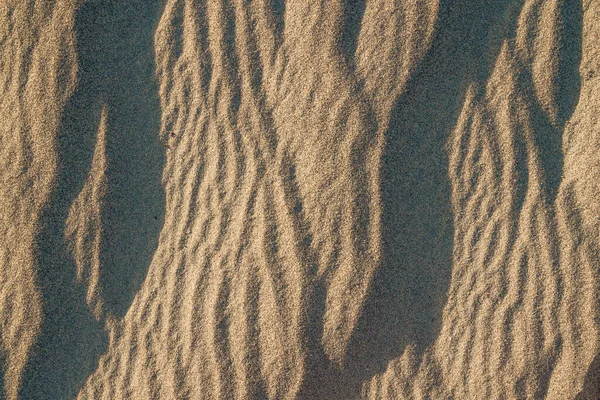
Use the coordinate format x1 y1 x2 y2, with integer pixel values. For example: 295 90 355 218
339 0 366 64
270 0 286 48
296 282 351 400
222 0 242 120
534 0 582 205
536 337 563 399
20 1 164 398
575 352 600 400
335 1 531 398
0 354 4 400
95 0 165 319
556 0 583 126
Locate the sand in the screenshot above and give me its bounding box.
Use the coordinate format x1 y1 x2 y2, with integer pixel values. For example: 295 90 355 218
0 0 598 399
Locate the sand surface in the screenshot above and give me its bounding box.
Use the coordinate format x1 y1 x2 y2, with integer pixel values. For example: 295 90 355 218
1 1 599 399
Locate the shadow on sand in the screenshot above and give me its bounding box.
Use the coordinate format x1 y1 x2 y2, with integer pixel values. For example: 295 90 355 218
19 1 164 398
11 0 583 398
576 352 600 400
299 0 582 399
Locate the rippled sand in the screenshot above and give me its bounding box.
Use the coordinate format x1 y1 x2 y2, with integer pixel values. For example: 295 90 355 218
1 1 599 399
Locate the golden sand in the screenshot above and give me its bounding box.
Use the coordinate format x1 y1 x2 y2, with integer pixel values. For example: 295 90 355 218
0 1 598 399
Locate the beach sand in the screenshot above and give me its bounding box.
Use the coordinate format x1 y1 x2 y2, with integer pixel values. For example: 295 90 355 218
0 0 599 398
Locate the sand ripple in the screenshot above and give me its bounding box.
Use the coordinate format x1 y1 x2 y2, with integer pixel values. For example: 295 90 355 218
1 1 599 399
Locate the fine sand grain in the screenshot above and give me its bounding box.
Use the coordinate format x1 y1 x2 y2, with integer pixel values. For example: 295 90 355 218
1 0 599 399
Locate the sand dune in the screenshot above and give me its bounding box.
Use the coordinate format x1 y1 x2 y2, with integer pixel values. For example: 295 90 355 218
1 0 599 399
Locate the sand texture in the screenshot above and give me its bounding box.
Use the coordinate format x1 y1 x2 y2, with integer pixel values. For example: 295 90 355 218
0 0 599 399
